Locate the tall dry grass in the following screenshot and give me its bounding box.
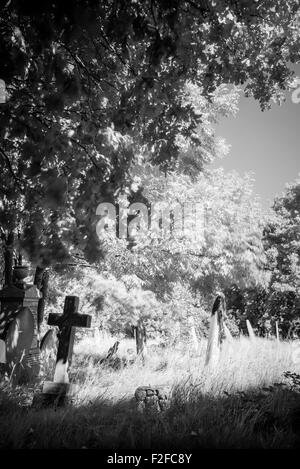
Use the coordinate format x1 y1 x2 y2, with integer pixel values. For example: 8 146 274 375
0 334 300 448
71 334 300 402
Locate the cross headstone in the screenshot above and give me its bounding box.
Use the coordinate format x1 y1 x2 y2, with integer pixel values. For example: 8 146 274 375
32 296 91 408
47 296 92 383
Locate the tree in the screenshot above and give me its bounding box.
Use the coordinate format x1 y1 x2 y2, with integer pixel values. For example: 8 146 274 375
226 176 300 338
262 176 300 336
0 0 300 267
98 162 268 335
264 176 300 293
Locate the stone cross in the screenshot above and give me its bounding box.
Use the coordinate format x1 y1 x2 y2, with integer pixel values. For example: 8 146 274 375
48 296 91 383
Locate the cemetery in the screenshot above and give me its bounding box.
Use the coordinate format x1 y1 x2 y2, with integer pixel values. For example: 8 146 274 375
0 262 300 449
1 0 300 451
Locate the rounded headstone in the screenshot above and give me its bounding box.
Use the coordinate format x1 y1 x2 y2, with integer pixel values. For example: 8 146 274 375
40 329 57 352
5 307 34 366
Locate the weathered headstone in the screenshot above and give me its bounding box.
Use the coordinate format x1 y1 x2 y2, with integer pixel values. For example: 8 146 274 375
5 307 34 381
246 319 256 340
205 293 226 367
133 318 147 360
275 321 280 342
0 281 41 382
99 341 119 365
135 386 170 413
40 329 57 353
32 296 92 407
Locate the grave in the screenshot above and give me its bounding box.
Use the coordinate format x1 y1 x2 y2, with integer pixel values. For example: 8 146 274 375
40 329 57 353
205 293 226 367
0 266 41 382
99 341 120 366
5 307 34 381
246 319 256 340
32 295 92 407
135 386 170 413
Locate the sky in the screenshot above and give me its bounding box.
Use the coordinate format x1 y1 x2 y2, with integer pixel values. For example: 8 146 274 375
213 65 300 209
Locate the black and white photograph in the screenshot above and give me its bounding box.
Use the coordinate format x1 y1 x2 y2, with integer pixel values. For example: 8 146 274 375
0 0 300 454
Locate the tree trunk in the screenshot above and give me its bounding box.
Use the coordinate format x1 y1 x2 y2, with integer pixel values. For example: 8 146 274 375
34 266 44 289
34 267 49 334
4 232 14 286
134 319 147 360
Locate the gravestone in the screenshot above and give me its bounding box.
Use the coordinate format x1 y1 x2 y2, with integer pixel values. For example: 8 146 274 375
205 293 226 367
40 329 57 353
5 307 34 381
275 321 280 342
99 341 120 366
48 296 92 382
135 386 170 414
32 296 92 407
133 319 147 360
0 281 41 382
246 319 256 340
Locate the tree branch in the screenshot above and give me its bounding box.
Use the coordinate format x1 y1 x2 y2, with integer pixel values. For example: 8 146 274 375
0 146 24 190
70 137 100 170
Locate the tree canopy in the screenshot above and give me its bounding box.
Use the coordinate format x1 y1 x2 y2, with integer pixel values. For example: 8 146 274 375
1 0 300 264
264 177 300 293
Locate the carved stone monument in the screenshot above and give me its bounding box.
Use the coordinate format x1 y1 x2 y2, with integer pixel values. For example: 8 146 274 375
0 266 41 382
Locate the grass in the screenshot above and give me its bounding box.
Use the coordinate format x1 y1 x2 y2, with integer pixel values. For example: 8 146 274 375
0 334 300 449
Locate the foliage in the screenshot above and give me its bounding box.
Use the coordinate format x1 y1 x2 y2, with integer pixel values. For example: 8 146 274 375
225 284 269 335
0 1 300 263
264 176 300 293
224 177 300 337
101 167 268 307
45 266 213 342
46 267 163 339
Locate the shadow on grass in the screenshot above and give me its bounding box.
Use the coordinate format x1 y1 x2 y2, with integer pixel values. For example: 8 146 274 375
1 379 300 449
